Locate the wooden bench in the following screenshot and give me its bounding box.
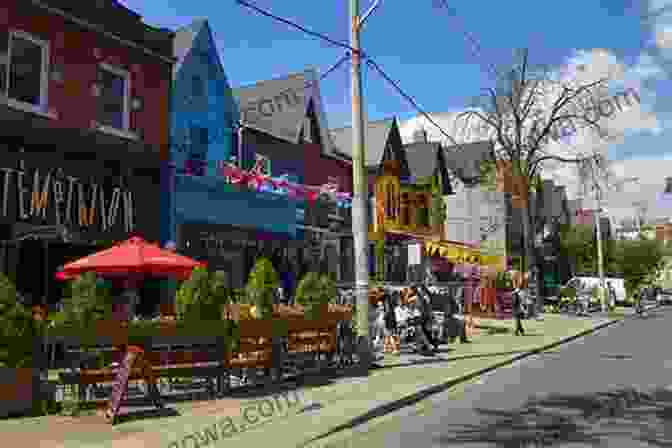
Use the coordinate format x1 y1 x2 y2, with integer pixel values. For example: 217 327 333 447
56 327 278 423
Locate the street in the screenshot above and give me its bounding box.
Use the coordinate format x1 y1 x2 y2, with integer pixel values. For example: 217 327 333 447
324 306 672 447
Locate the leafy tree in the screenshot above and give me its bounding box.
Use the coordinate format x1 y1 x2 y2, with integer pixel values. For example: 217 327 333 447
560 225 595 274
244 257 279 319
559 224 619 276
456 49 615 311
613 239 666 297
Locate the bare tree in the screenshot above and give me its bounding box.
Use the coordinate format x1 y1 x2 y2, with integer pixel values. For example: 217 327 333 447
455 49 616 314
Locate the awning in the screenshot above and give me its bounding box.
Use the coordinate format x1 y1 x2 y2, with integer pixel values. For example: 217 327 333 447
424 241 479 264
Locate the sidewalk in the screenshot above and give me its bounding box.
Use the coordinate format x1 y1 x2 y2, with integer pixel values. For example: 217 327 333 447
0 310 653 448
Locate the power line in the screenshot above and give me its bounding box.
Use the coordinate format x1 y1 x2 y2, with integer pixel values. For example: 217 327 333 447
236 0 358 54
304 53 351 90
365 59 466 150
433 0 499 79
236 0 464 151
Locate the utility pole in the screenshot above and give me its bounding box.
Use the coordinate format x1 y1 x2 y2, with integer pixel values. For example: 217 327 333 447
594 187 607 311
350 0 379 374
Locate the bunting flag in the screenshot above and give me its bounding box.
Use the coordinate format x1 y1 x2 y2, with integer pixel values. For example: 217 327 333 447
179 159 353 208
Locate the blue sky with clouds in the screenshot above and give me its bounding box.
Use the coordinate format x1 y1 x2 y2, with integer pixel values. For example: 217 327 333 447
121 0 672 220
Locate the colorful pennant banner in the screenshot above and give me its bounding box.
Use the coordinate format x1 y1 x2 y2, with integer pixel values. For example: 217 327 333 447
181 159 353 208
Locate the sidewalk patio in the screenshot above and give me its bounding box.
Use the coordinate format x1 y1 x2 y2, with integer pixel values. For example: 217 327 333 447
0 311 638 448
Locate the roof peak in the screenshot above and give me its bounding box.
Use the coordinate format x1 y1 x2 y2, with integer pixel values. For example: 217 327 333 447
233 70 313 90
329 117 396 131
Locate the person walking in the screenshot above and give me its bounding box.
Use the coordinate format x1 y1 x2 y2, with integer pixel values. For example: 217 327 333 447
382 292 400 354
414 284 440 350
512 285 526 336
445 291 470 343
406 291 433 355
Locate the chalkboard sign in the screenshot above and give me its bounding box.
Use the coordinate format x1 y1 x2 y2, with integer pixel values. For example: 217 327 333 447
106 351 138 424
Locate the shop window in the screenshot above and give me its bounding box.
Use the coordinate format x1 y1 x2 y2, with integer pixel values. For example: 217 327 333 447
97 62 130 131
0 30 50 111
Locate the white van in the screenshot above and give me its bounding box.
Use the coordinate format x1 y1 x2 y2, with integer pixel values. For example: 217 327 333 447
563 277 626 305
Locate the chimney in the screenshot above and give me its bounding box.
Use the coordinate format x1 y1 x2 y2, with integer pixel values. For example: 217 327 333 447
665 177 672 194
413 128 428 143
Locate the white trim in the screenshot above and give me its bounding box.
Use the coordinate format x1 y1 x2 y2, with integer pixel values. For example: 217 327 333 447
5 30 50 112
29 0 174 64
2 95 57 119
97 62 131 132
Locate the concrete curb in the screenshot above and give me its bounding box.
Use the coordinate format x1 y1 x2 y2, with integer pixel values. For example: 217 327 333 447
301 308 664 447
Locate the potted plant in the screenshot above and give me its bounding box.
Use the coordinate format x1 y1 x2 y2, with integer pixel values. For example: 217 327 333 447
245 257 279 320
295 272 332 320
0 272 52 417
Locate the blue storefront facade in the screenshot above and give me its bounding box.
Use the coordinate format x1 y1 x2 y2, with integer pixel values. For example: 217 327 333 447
161 19 239 247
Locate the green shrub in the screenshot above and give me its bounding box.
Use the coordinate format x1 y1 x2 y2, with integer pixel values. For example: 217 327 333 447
0 273 43 368
245 257 279 319
176 267 233 322
59 272 112 328
295 272 335 319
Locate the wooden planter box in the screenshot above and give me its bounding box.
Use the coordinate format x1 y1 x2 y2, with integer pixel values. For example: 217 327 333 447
0 368 35 417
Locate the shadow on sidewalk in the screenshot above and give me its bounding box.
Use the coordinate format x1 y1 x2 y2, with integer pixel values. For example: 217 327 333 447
374 350 528 370
431 385 672 447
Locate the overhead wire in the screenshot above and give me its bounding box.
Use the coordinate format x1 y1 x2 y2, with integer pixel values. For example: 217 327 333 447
236 0 357 53
236 0 464 151
433 0 500 79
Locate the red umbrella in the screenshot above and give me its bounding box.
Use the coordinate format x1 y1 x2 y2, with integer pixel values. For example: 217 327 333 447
58 236 205 280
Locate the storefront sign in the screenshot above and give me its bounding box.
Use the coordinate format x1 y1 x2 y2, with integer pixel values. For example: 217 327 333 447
0 163 134 233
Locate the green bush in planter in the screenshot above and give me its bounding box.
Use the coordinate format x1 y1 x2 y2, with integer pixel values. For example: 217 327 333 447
60 272 112 328
176 267 233 322
245 257 279 319
559 286 576 299
0 272 39 368
295 272 333 319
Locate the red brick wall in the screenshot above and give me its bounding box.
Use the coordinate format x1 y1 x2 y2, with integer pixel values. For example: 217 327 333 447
0 2 171 154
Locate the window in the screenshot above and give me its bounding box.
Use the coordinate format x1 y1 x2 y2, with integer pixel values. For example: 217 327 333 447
97 63 130 131
0 30 50 110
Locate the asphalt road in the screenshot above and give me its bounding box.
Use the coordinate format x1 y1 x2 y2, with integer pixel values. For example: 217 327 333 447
329 306 672 448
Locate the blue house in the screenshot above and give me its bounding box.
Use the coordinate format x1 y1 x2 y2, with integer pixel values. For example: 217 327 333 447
161 19 239 245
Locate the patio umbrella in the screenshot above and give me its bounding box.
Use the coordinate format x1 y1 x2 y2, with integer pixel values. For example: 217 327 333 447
57 236 205 280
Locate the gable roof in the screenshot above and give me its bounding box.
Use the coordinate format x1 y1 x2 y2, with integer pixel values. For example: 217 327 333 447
329 118 397 168
232 69 334 151
403 142 442 180
172 19 209 76
442 141 493 185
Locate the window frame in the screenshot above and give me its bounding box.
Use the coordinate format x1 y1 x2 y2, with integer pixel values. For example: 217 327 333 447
97 61 131 133
3 29 51 114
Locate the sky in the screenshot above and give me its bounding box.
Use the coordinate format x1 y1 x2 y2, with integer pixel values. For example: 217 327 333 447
120 0 672 223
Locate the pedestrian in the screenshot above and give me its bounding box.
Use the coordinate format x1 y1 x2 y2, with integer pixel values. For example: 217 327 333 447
512 285 526 336
383 292 400 355
413 285 440 351
405 291 433 355
374 300 386 350
607 282 617 308
445 290 470 344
